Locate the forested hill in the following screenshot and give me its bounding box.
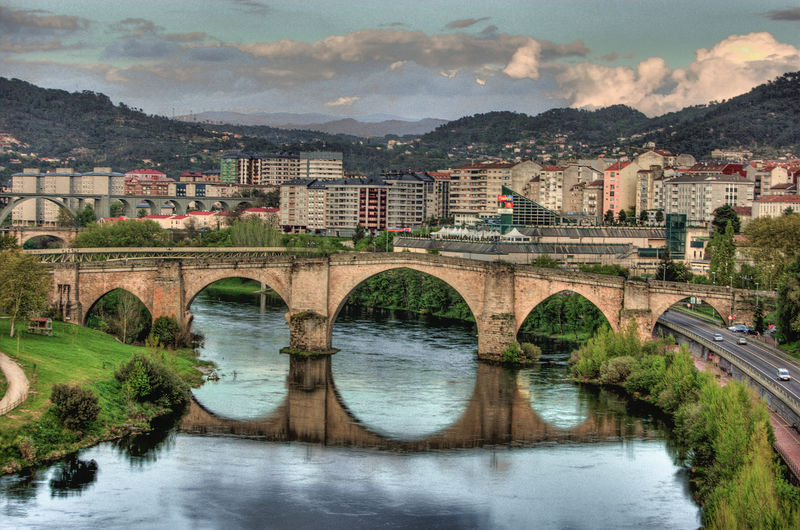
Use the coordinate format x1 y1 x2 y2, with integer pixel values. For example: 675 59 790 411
422 106 651 146
0 77 381 177
419 71 800 156
1 72 799 183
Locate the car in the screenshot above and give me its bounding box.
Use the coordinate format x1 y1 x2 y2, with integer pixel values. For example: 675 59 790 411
778 369 791 381
728 325 746 332
713 333 724 342
737 337 747 345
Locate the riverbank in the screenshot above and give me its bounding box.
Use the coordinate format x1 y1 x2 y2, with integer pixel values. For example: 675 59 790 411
569 323 800 528
0 319 211 475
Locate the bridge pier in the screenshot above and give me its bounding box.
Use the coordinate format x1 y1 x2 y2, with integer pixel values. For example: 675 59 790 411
151 261 186 324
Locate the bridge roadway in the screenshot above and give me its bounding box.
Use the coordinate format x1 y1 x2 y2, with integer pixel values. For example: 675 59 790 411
43 250 767 362
180 355 659 449
660 311 800 407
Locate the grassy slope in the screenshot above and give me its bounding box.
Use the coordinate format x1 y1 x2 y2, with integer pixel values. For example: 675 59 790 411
0 319 207 472
0 366 6 399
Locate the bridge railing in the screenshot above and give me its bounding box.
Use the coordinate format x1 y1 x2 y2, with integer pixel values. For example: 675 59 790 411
659 319 800 417
26 247 326 263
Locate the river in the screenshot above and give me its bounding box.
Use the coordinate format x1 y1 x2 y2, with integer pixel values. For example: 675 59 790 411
1 288 700 528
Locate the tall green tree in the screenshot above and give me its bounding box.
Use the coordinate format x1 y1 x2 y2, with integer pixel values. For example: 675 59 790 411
76 219 168 247
743 213 800 289
776 254 800 343
76 205 96 226
604 209 615 225
0 250 51 337
617 209 627 225
712 204 741 234
708 220 736 286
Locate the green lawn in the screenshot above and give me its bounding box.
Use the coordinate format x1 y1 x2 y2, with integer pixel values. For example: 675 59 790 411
0 366 7 400
0 319 208 473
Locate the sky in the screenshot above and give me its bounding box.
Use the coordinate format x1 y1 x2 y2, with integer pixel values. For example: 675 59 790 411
2 0 800 120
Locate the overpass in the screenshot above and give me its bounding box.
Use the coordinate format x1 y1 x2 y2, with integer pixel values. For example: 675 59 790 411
181 356 659 449
2 226 81 247
44 250 769 362
0 191 256 221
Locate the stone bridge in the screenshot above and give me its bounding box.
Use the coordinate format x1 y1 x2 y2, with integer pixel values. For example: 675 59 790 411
46 252 766 361
180 356 659 449
3 226 80 247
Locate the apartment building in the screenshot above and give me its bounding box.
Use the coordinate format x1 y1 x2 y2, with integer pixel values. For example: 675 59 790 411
752 195 800 218
745 162 790 199
562 164 602 214
635 166 665 214
383 172 433 228
603 161 636 217
582 180 605 219
299 151 343 179
664 173 754 224
124 169 173 196
449 161 540 224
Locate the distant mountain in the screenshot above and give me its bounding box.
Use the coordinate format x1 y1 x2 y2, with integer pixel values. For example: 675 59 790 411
179 111 447 137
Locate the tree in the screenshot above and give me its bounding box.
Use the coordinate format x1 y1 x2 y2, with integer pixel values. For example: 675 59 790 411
639 210 649 224
57 207 75 227
137 208 147 218
352 223 366 245
0 234 18 251
0 250 51 337
783 207 794 216
753 301 765 334
117 290 143 344
51 384 100 429
76 205 96 226
617 209 627 225
76 220 168 247
712 204 741 234
604 209 615 225
532 254 560 268
776 254 800 343
743 213 800 289
708 220 736 286
656 248 692 282
655 210 664 224
110 200 125 217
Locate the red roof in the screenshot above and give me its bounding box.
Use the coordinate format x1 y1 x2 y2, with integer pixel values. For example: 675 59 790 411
731 206 752 216
143 214 171 219
605 162 631 171
188 211 216 215
126 169 166 176
755 195 800 203
586 179 605 187
245 207 279 213
171 215 188 220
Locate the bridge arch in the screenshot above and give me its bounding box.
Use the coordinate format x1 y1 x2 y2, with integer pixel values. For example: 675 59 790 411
648 291 730 331
327 263 482 346
516 289 610 341
22 233 70 249
80 281 154 327
514 275 623 335
0 196 74 225
183 268 292 315
161 199 185 216
83 287 153 343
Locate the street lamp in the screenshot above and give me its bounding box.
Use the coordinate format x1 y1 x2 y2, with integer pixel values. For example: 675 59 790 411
755 282 759 307
711 271 716 285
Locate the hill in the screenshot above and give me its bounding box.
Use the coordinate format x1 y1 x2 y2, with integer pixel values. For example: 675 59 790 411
1 72 799 183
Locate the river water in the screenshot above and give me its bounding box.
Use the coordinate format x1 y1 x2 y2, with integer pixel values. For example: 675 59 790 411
1 288 700 528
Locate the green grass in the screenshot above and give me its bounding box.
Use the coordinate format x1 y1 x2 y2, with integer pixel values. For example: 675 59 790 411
0 367 7 400
0 319 207 473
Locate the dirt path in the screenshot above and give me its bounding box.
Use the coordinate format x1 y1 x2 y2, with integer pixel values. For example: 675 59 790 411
0 351 29 415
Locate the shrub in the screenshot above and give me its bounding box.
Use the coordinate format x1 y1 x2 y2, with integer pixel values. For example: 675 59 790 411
501 341 522 363
599 355 636 384
115 354 189 408
520 342 542 362
150 316 180 348
50 384 100 430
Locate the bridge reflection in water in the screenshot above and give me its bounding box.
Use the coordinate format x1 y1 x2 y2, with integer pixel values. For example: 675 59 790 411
181 356 660 450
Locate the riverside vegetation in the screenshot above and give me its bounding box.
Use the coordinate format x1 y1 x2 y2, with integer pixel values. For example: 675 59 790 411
569 321 800 529
0 318 209 474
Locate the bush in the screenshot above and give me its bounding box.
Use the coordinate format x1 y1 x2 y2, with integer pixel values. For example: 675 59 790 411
115 353 189 408
50 384 100 430
520 342 542 362
150 316 180 347
599 355 636 384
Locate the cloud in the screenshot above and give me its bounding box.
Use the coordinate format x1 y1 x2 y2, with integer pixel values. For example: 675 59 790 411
0 7 90 32
226 0 270 14
552 32 800 116
445 17 490 29
324 95 360 107
764 8 800 21
102 38 179 59
502 39 542 79
0 39 86 53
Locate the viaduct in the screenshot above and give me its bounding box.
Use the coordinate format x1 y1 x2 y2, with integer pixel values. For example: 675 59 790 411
181 355 659 449
0 192 256 221
46 251 767 362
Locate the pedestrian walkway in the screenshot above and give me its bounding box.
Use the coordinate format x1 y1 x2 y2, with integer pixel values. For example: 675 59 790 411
0 351 29 415
693 356 800 482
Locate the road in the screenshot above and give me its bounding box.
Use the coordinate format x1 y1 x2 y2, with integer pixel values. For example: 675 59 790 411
0 351 29 415
659 310 800 406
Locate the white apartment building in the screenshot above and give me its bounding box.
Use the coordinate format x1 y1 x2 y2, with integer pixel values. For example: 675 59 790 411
300 151 343 180
664 173 754 224
752 195 800 218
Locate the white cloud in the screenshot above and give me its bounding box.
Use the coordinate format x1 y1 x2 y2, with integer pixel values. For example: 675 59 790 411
554 32 800 116
502 39 541 79
324 95 360 107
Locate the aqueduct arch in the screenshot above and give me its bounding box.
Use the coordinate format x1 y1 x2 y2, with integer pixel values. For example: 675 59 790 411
0 196 74 225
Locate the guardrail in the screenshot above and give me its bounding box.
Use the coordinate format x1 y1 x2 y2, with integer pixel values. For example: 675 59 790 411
0 390 27 416
659 319 800 418
25 247 326 263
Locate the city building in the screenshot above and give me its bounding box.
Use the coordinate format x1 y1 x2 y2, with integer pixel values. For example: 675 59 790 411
752 195 800 218
124 169 173 196
449 160 537 225
664 173 754 224
299 151 344 179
